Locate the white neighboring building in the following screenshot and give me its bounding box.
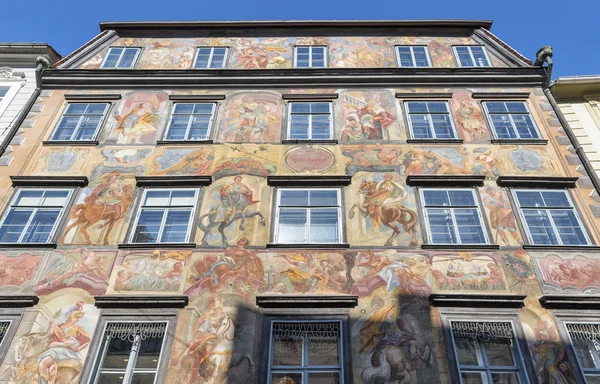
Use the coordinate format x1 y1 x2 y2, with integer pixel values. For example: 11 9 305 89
0 43 60 160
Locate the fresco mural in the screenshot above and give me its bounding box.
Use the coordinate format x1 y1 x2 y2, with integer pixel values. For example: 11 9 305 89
108 91 168 144
150 147 215 175
109 249 192 293
430 252 508 291
481 185 521 246
196 175 270 247
0 252 45 294
76 36 506 70
339 90 401 142
449 90 491 142
530 252 600 295
218 92 282 143
212 145 278 178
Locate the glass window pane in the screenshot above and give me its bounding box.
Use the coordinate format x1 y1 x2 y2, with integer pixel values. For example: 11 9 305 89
41 190 70 206
170 190 196 206
407 102 428 113
119 49 138 68
188 116 211 139
193 103 214 114
523 210 558 245
485 103 508 114
461 372 485 384
75 116 102 140
65 103 88 115
290 115 310 139
491 372 520 384
101 336 134 369
471 47 490 66
130 373 156 384
512 115 537 139
455 209 485 243
515 191 544 207
53 116 80 140
22 209 59 243
0 209 32 242
144 191 171 206
571 338 599 369
427 102 448 113
427 208 456 244
541 191 570 207
413 47 429 67
308 334 339 365
86 103 108 114
311 102 330 113
431 115 454 139
483 338 515 366
307 372 340 384
96 373 126 384
311 116 331 139
410 115 432 138
103 48 123 68
174 103 194 114
491 115 516 139
423 190 450 206
551 210 587 245
455 337 479 365
449 191 476 206
506 102 528 113
291 103 310 114
15 190 44 206
278 209 307 243
135 334 164 369
272 373 302 384
309 190 338 206
280 190 309 206
160 210 192 243
310 208 339 243
272 332 303 366
166 116 190 140
132 210 164 243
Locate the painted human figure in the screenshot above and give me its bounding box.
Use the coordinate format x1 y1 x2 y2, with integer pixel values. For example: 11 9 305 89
36 303 90 384
115 97 159 144
46 249 107 287
483 187 519 245
84 172 125 218
217 176 257 223
341 113 366 142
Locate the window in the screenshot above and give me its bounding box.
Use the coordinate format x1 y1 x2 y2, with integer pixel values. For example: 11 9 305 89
91 322 167 384
406 101 457 139
49 103 109 141
294 46 327 68
268 321 343 384
164 103 216 141
275 189 342 244
288 102 333 140
396 46 431 67
513 189 589 245
421 189 488 245
0 189 72 244
454 46 491 67
565 323 600 382
482 101 540 140
130 189 198 244
193 47 228 69
0 87 8 102
101 47 140 69
449 321 529 383
0 321 11 346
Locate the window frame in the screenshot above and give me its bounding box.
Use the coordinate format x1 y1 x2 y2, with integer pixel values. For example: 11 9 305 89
510 188 591 246
404 100 458 140
127 187 200 245
273 187 343 245
162 102 217 142
419 187 490 245
0 187 74 244
0 83 20 121
293 46 328 68
395 45 432 67
453 46 492 67
481 101 542 141
554 311 600 383
439 309 534 384
100 47 141 69
48 102 111 142
286 101 334 140
82 309 178 384
192 46 229 69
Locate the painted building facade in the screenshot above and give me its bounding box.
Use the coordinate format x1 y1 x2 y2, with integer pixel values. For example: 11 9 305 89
0 20 598 384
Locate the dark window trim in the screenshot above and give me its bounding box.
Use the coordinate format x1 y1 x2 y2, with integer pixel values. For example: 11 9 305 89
266 243 350 249
282 93 338 100
281 139 338 145
496 176 578 189
156 139 214 145
168 94 226 101
430 293 525 308
135 175 212 187
118 242 196 250
421 243 499 250
522 244 600 251
42 140 99 146
539 295 600 310
10 176 88 187
0 243 58 249
406 175 485 187
490 138 548 145
0 295 39 308
267 175 351 187
395 92 454 99
256 295 358 308
64 93 121 101
471 92 530 99
94 295 189 309
406 138 464 144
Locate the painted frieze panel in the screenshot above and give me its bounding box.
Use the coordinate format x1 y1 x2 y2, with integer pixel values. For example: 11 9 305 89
149 146 215 175
530 251 600 295
0 251 46 294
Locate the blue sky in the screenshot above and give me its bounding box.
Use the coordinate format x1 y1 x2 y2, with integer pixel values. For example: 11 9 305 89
1 0 596 78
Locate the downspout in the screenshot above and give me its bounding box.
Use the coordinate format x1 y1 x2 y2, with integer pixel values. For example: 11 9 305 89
0 55 51 158
535 46 600 195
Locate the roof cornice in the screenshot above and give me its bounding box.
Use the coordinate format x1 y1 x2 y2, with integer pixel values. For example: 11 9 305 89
40 67 546 89
99 19 493 31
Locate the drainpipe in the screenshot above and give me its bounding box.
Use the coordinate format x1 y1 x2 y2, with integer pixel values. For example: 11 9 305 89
0 55 51 158
535 46 600 196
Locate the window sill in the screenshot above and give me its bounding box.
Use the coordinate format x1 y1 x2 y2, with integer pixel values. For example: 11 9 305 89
281 139 338 145
42 140 99 146
0 243 57 249
266 243 350 249
156 140 213 145
421 244 499 250
490 139 547 145
522 244 600 252
118 242 196 249
407 138 463 144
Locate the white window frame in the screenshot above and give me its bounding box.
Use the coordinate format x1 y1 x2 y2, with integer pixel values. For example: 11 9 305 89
405 100 458 139
395 45 432 67
511 188 590 246
420 188 490 245
481 101 542 140
128 188 199 244
267 320 344 384
100 47 141 69
287 101 333 140
0 188 73 244
274 188 343 244
447 317 531 384
163 102 217 141
453 46 492 67
192 47 229 69
90 321 169 384
0 83 20 120
49 102 110 142
293 46 328 68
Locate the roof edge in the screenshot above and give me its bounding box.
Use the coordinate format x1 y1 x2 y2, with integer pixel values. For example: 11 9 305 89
99 19 493 31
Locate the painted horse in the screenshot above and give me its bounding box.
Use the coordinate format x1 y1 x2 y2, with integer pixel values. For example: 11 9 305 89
349 180 418 246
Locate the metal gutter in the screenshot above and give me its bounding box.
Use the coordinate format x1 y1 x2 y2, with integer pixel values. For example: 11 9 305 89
551 75 600 86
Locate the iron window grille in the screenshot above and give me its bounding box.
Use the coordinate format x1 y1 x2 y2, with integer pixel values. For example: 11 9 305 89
566 323 600 382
